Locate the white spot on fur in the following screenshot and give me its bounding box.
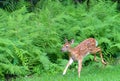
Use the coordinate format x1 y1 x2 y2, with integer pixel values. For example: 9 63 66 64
84 52 90 57
96 40 98 46
69 58 73 65
86 52 90 56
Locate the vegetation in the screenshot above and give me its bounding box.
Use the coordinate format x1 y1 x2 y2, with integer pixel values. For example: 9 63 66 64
0 0 120 80
15 64 120 81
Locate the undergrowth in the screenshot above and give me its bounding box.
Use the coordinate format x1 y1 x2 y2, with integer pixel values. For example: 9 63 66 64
0 0 120 80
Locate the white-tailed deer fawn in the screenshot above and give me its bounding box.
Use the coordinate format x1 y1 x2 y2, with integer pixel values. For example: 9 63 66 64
61 38 106 78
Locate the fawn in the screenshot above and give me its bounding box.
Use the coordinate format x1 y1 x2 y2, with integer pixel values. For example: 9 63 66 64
61 38 106 78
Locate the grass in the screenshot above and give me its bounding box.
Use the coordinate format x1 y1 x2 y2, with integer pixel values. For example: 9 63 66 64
14 64 120 81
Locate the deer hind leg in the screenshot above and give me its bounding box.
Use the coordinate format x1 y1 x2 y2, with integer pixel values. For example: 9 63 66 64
91 47 106 65
93 53 98 62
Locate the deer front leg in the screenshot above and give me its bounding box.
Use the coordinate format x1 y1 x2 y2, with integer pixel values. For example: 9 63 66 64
63 58 73 75
78 59 82 78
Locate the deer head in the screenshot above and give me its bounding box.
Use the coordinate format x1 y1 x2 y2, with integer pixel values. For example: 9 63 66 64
61 39 74 52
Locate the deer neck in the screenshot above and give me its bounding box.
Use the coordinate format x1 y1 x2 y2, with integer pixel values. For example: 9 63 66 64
68 47 76 54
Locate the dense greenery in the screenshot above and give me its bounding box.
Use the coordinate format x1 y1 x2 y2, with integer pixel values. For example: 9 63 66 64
0 0 120 80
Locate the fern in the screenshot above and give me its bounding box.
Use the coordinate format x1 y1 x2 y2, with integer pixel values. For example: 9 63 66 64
0 0 120 79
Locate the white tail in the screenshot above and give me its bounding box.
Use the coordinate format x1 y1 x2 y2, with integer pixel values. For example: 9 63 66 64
61 38 106 78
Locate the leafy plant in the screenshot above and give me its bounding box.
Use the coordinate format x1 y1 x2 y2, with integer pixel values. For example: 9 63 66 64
0 0 120 80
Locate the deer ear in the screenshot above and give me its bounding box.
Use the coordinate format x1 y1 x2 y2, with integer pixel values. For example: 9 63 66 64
65 39 68 43
70 39 74 44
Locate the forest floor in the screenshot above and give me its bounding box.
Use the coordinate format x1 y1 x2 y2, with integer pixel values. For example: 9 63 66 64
14 64 120 81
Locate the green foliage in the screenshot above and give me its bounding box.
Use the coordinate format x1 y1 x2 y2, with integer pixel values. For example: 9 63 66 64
0 0 120 80
0 38 28 80
2 0 29 12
